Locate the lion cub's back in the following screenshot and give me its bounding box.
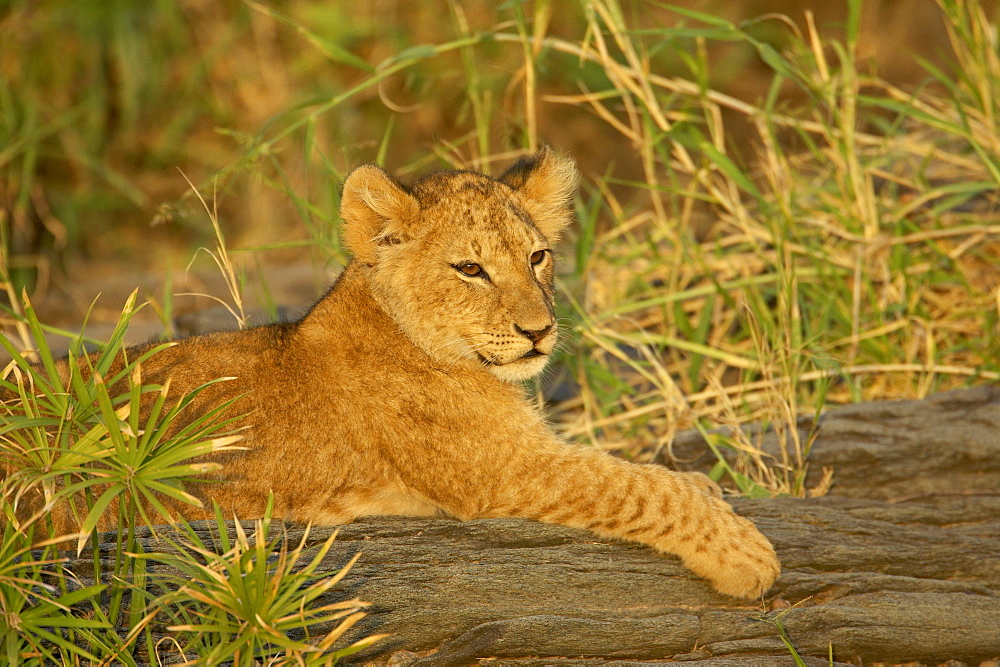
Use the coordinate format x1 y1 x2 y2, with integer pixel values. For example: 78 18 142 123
106 321 301 418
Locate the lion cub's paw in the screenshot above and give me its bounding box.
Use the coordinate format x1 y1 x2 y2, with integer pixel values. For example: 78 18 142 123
685 512 781 599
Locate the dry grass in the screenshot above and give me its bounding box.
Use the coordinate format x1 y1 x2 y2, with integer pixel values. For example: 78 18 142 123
3 1 999 497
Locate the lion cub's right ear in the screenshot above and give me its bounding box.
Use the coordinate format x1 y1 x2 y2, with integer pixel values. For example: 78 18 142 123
500 146 578 243
340 165 419 265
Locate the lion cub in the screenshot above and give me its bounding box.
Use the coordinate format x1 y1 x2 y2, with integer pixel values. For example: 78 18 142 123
21 148 780 598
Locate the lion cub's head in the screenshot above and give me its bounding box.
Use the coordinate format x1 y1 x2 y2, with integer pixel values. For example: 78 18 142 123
339 147 577 383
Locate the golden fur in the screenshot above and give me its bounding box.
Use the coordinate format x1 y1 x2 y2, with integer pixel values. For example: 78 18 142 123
5 148 779 598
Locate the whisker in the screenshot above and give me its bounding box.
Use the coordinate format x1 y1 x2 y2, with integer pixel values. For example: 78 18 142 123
552 340 572 355
424 336 472 360
424 333 499 363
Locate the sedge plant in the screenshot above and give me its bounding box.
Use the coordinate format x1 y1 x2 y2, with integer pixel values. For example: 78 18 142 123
0 286 380 662
133 500 383 665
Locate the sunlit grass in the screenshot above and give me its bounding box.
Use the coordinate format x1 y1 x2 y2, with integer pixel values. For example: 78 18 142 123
0 293 378 662
5 0 1000 486
136 504 383 665
4 0 999 488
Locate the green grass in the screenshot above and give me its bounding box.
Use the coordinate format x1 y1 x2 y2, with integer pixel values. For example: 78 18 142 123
3 0 1000 660
135 503 383 664
0 292 379 663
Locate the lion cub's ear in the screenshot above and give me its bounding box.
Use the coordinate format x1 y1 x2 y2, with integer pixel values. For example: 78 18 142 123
340 165 419 264
500 146 578 242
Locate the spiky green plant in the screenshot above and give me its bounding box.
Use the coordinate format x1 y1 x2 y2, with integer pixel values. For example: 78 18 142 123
0 519 108 664
135 502 383 665
0 288 380 661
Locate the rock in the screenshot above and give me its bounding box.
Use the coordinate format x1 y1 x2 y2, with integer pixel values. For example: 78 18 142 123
71 387 1000 663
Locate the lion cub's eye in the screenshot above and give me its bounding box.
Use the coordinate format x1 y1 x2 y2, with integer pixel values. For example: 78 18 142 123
530 249 548 266
456 263 484 277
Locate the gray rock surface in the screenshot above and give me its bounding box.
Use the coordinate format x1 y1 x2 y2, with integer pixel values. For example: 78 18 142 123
83 387 1000 664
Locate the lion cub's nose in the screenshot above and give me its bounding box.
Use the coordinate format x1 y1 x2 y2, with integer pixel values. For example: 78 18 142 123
515 324 553 344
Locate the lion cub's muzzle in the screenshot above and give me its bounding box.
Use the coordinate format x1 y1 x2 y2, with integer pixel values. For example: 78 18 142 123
516 321 556 358
472 320 557 381
515 323 552 354
474 321 557 365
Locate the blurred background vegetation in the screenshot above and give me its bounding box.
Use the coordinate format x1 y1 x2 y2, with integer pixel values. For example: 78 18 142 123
8 2 1000 659
3 0 1000 494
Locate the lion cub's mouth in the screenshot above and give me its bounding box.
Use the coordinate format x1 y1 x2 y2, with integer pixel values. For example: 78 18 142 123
475 349 546 366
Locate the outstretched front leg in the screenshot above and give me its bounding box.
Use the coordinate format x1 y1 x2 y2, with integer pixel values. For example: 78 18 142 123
428 441 780 599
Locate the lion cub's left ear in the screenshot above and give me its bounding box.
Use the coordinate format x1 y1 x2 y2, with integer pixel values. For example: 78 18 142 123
340 164 419 265
500 146 578 242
